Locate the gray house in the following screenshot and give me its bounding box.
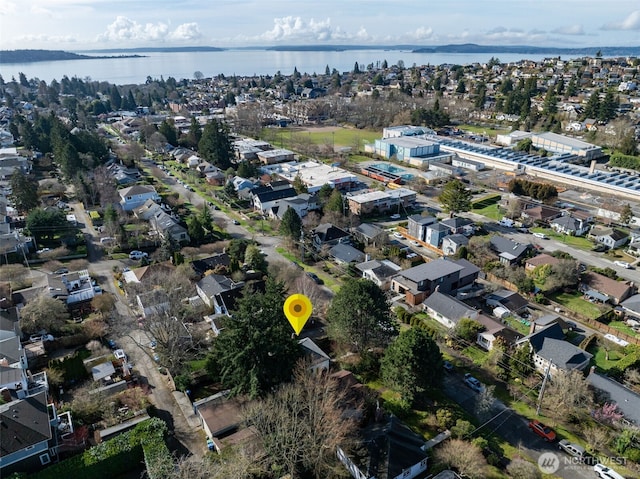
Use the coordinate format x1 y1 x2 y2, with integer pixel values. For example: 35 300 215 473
406 214 437 242
423 291 478 329
589 225 629 249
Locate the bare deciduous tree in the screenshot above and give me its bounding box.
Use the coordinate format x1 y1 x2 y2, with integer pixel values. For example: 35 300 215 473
542 369 593 421
583 425 611 453
434 438 489 479
506 458 541 479
170 446 265 479
20 294 69 334
244 363 360 478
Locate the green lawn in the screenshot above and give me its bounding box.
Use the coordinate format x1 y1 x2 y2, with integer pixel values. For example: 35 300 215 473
347 154 373 163
550 292 606 319
461 345 488 366
457 124 511 137
473 203 503 220
589 344 626 372
261 126 381 151
529 227 594 250
607 320 639 338
501 315 531 335
275 247 341 292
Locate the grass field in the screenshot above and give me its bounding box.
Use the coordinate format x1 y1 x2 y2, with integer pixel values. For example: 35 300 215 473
550 292 605 319
589 344 626 372
473 203 503 220
261 126 381 151
458 124 511 137
530 227 594 250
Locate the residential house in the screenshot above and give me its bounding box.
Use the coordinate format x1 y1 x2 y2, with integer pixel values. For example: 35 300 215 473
442 234 469 255
485 289 529 315
252 184 298 214
391 258 480 306
136 289 170 318
581 271 635 305
475 314 522 351
589 225 629 249
351 415 428 479
424 223 450 248
329 243 365 265
346 188 416 216
135 200 190 244
196 274 245 316
271 193 319 220
356 259 402 290
440 217 474 236
423 291 478 328
520 204 563 224
406 214 437 242
489 236 531 265
299 338 330 373
352 223 386 246
122 263 175 284
312 223 351 251
587 369 640 426
550 215 591 236
205 170 226 186
194 391 255 453
196 161 219 176
620 294 640 319
191 253 231 277
516 323 593 374
525 253 561 272
0 391 53 474
204 314 225 337
47 270 102 306
118 185 160 211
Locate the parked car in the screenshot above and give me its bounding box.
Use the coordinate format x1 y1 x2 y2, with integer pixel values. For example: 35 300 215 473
108 339 117 349
592 244 609 252
232 220 240 225
594 464 626 479
53 268 69 275
29 334 54 343
532 232 548 239
114 349 127 361
528 419 556 441
152 352 161 363
306 272 323 285
443 360 454 372
129 250 148 260
463 373 484 392
410 240 420 246
614 260 631 269
393 232 403 239
390 214 401 220
558 439 587 460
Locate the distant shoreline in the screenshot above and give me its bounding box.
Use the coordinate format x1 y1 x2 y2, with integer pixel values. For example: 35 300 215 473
0 50 145 64
2 43 639 65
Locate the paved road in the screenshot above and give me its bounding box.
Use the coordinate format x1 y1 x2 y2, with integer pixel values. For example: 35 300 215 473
443 373 598 479
71 201 207 458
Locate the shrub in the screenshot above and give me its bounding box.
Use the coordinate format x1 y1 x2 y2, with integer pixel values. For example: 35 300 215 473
436 408 456 429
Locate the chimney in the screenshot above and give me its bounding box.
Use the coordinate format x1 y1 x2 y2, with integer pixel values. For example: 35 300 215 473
589 160 597 175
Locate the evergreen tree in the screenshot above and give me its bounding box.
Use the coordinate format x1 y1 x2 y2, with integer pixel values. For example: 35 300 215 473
381 328 443 405
583 90 601 119
327 279 397 352
206 279 302 398
438 179 472 217
10 172 39 213
158 119 178 146
198 119 233 169
109 85 122 110
279 207 302 241
324 188 344 213
598 90 617 122
353 62 360 74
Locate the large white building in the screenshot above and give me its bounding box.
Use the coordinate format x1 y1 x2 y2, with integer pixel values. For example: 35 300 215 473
260 161 358 192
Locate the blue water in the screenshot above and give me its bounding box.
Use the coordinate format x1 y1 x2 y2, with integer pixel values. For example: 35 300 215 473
372 163 405 174
0 49 557 85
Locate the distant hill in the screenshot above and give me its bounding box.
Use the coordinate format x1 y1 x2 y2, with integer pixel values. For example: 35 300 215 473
0 49 143 64
78 46 225 54
266 43 640 56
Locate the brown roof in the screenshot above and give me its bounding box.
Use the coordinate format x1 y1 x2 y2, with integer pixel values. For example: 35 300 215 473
197 395 250 437
526 254 561 268
524 205 562 221
583 272 634 300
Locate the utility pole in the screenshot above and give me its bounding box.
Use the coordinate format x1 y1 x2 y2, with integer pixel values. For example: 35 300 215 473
536 360 552 416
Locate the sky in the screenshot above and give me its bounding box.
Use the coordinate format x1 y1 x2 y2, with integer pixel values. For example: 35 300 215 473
0 0 639 51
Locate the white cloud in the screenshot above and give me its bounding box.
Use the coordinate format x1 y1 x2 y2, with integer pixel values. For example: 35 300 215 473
412 27 434 40
169 23 202 41
261 16 353 42
30 5 53 16
14 33 77 44
96 16 201 43
551 24 585 35
0 1 16 15
602 10 640 30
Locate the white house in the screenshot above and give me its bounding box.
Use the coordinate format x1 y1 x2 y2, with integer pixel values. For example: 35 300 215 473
118 185 161 211
422 291 478 329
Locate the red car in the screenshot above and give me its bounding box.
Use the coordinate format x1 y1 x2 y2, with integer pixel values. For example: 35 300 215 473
528 419 556 442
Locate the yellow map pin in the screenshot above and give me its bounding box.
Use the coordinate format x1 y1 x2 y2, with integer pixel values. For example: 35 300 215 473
283 294 313 335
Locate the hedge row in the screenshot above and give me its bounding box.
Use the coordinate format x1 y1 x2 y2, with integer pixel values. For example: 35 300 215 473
31 418 168 479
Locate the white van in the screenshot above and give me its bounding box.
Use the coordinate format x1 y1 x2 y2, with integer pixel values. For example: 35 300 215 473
100 237 116 245
532 232 548 239
498 218 514 228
